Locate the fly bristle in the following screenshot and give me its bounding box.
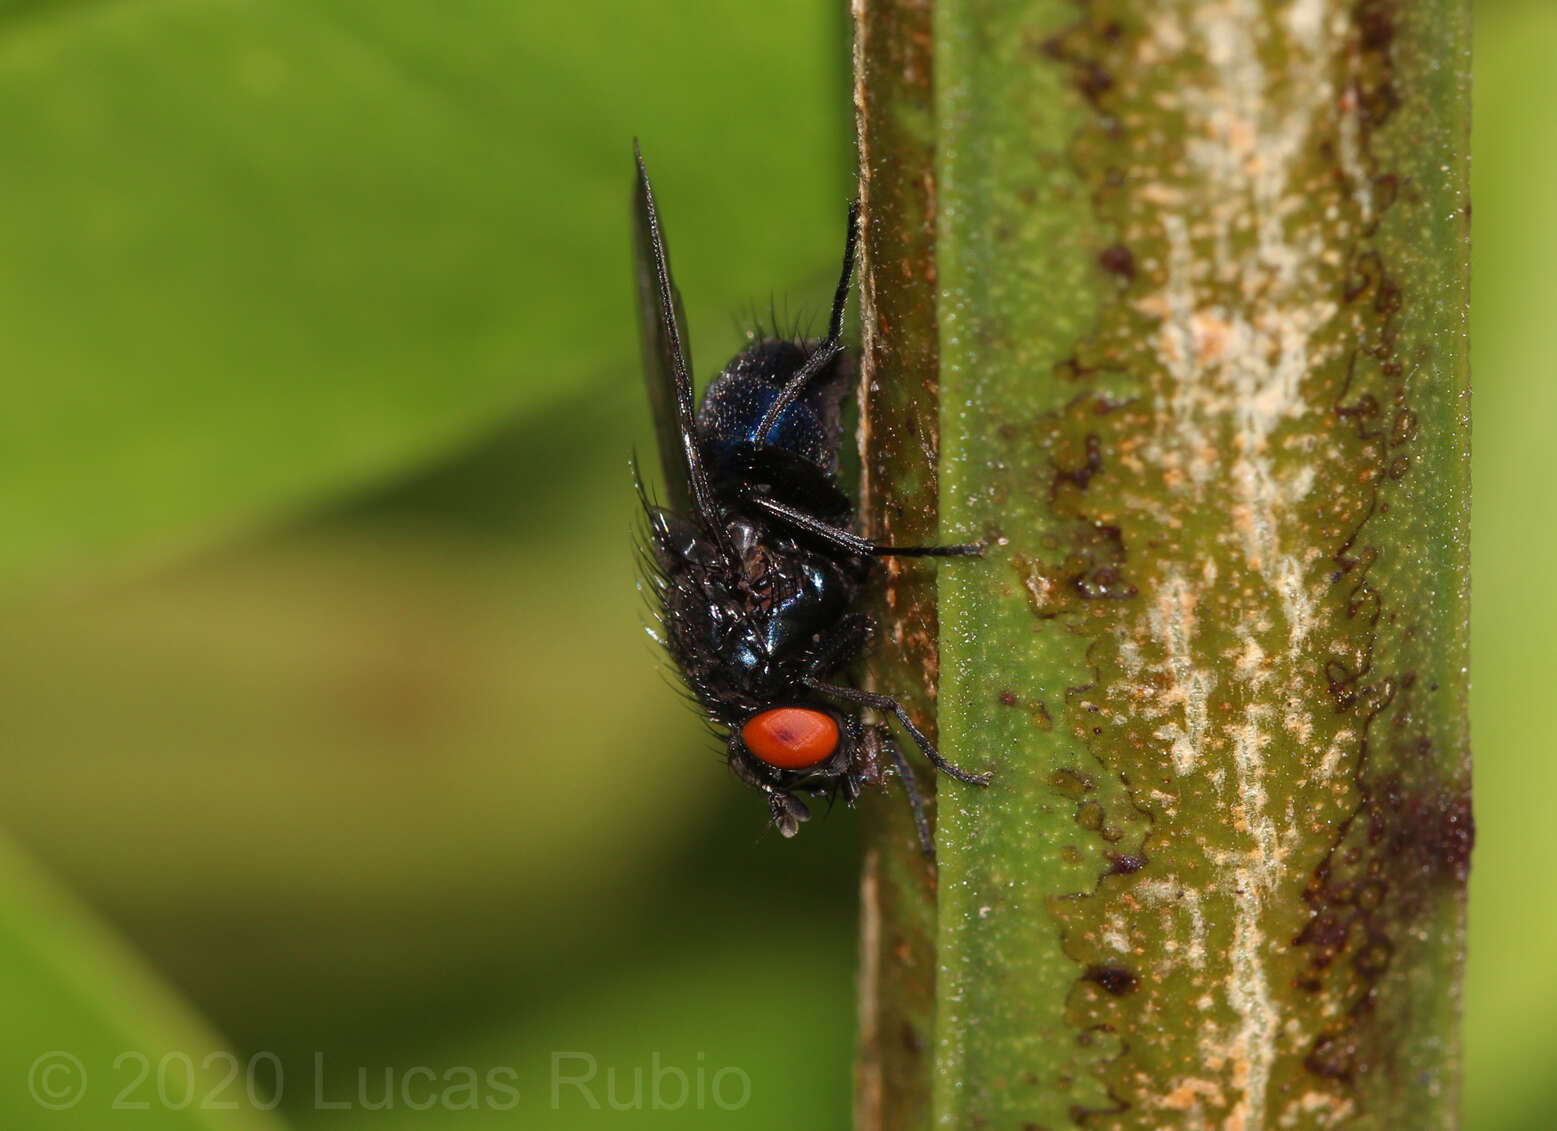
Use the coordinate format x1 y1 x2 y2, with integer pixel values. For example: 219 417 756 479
730 292 820 349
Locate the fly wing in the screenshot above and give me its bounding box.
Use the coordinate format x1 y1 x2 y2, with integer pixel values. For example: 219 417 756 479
631 143 699 517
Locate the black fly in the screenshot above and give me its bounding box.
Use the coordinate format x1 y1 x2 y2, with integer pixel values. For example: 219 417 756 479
631 144 990 855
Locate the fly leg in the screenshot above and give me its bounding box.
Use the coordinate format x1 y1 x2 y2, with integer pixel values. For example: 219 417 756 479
744 494 983 558
805 677 993 787
859 725 934 857
751 202 860 443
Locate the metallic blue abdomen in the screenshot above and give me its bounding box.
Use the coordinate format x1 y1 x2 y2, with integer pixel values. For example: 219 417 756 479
696 339 847 485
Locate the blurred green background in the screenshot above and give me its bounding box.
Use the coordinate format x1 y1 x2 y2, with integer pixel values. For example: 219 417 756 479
0 1 1545 1128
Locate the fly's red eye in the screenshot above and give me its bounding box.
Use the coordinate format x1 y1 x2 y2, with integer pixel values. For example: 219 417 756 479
742 708 840 770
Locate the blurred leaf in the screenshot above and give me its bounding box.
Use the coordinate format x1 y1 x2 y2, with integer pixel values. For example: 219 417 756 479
0 834 289 1129
0 0 847 584
1464 1 1557 1128
0 520 719 1026
285 925 854 1131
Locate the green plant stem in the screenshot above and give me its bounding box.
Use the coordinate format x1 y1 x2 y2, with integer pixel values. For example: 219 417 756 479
858 0 1472 1127
853 0 944 1126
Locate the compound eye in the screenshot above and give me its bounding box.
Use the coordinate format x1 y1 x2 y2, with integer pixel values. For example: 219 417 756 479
742 708 840 770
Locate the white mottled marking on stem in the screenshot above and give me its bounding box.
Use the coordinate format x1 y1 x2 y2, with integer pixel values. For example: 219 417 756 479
1134 0 1360 1125
1148 571 1215 777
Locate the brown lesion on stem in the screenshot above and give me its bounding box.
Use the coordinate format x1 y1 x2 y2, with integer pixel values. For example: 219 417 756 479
852 1 944 1129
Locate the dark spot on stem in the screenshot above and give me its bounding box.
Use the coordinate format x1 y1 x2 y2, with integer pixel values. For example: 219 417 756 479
1051 434 1103 497
1083 964 1139 996
1097 243 1135 281
1105 852 1147 875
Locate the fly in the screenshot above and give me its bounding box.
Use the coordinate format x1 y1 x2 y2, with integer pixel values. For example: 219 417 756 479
631 143 991 855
